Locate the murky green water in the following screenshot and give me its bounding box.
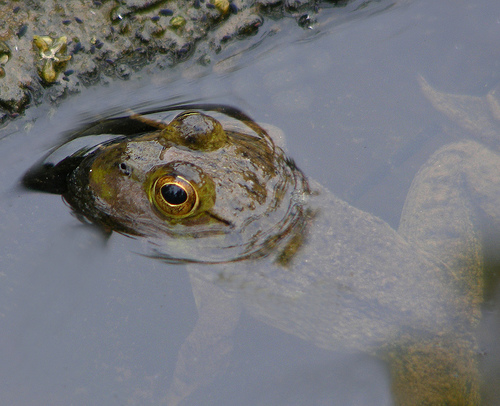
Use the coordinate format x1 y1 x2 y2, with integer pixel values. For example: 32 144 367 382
1 0 500 404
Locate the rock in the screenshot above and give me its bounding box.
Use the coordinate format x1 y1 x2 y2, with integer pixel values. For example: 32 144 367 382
0 0 341 122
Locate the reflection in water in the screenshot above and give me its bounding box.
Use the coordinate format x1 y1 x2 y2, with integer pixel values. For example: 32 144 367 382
23 101 500 405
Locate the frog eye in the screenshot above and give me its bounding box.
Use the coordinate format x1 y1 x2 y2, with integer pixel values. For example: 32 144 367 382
163 111 227 151
151 175 199 217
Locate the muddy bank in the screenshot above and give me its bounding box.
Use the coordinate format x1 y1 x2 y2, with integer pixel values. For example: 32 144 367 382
0 0 348 123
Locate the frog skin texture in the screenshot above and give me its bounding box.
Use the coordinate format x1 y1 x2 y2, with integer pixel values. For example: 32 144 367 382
23 102 500 406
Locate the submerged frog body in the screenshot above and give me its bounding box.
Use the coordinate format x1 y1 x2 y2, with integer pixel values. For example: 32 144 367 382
23 100 500 405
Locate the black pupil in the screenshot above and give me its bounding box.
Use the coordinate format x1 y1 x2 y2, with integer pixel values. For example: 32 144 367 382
161 184 188 205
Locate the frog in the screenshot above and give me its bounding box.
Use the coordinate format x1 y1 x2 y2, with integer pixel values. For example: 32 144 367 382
22 93 500 405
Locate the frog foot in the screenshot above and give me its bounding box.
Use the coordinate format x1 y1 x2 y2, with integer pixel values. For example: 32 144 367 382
418 74 500 145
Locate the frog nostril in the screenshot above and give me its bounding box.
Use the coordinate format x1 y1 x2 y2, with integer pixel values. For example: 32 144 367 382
118 162 132 176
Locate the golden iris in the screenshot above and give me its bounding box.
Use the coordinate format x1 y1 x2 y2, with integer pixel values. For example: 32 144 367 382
151 175 199 217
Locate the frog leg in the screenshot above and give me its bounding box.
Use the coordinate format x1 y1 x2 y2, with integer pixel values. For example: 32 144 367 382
164 272 241 406
419 75 500 145
387 333 481 406
399 139 500 309
392 140 500 405
460 141 500 227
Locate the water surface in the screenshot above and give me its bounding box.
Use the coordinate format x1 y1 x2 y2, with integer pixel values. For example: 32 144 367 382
1 0 499 404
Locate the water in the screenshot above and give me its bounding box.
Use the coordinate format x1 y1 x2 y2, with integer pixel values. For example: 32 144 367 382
1 0 499 404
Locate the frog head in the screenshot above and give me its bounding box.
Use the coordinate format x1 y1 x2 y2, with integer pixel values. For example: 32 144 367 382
25 108 311 263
